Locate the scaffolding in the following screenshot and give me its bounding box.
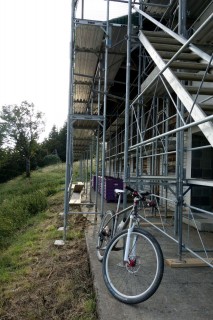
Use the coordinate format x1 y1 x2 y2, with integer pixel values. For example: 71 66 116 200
64 0 213 267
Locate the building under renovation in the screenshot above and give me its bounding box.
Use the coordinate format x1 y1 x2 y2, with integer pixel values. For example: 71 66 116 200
63 0 213 266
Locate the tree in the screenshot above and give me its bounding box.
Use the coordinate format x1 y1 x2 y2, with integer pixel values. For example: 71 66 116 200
57 122 67 161
0 126 4 148
0 101 45 177
42 123 67 162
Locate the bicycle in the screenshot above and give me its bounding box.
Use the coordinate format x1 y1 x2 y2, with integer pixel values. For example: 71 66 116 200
96 185 157 262
96 187 129 262
100 186 164 304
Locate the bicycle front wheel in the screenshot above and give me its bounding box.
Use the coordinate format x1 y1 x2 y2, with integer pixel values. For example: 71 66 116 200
96 210 115 262
102 228 164 304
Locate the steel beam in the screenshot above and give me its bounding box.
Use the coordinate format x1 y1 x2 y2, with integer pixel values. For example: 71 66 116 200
138 31 213 147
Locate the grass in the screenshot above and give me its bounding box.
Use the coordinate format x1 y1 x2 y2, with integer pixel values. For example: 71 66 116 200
0 164 66 249
0 164 65 200
0 164 97 320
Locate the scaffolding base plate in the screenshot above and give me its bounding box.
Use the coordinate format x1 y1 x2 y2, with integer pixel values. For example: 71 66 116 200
54 240 65 246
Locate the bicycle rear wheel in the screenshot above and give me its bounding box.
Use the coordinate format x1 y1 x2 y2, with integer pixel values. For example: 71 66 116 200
96 210 115 262
102 227 164 304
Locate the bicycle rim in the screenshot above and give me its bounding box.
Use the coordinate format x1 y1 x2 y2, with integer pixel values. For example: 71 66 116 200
103 228 164 304
96 210 114 262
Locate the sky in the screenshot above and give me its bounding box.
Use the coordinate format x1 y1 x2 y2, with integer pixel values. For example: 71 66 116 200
0 0 128 141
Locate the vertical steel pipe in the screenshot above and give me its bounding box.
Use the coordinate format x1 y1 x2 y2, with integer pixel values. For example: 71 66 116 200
123 0 132 207
100 0 109 216
63 0 75 240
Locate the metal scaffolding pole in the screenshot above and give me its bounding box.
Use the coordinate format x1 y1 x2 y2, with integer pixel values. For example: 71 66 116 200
95 63 102 215
136 44 142 190
63 0 75 241
123 0 132 207
90 143 93 203
80 155 83 181
86 151 89 198
175 0 186 260
100 0 109 216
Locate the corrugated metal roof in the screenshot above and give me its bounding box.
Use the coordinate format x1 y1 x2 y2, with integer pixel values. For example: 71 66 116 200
74 24 104 106
72 22 129 159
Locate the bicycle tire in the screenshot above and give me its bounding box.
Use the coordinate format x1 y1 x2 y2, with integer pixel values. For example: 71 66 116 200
96 210 115 262
102 227 164 304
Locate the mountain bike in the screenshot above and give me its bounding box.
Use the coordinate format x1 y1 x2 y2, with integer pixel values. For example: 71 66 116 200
101 186 164 304
96 186 157 262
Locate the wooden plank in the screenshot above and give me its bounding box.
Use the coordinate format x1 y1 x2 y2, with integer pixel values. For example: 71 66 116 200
69 192 82 204
165 258 212 268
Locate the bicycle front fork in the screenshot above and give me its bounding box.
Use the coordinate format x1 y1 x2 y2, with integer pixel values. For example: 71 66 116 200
124 216 136 263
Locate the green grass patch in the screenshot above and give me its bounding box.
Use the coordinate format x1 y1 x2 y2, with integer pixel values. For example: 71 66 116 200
84 297 96 314
0 210 49 285
0 164 65 249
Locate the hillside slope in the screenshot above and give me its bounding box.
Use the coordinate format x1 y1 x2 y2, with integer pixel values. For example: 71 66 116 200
0 165 96 319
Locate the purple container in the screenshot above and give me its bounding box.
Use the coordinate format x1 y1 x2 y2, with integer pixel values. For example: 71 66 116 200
104 177 123 202
92 175 123 202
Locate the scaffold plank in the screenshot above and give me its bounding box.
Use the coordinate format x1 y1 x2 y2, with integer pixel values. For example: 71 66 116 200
165 258 212 268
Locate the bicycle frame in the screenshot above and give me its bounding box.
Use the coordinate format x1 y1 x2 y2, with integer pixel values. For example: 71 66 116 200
124 195 141 263
106 189 151 238
97 186 157 262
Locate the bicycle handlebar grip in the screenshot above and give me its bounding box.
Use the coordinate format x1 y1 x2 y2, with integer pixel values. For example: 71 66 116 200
126 185 135 192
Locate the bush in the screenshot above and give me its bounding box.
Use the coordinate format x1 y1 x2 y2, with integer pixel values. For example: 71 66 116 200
23 191 48 215
42 154 61 167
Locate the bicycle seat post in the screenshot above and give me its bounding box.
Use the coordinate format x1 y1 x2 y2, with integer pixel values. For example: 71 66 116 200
114 189 124 213
116 192 122 213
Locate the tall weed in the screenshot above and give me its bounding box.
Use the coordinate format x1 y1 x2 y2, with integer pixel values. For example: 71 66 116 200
22 191 47 216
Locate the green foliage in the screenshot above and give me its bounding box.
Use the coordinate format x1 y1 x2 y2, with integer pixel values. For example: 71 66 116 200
0 101 44 147
42 123 67 162
0 149 24 182
44 184 58 196
84 298 96 314
0 164 65 249
0 192 47 247
42 154 61 166
0 102 68 183
22 191 48 215
0 101 45 178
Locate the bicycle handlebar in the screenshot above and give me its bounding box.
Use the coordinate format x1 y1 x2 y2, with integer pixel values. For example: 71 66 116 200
125 186 156 207
125 185 135 193
126 185 150 197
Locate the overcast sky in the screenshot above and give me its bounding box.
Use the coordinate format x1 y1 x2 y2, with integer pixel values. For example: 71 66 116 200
0 0 128 140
